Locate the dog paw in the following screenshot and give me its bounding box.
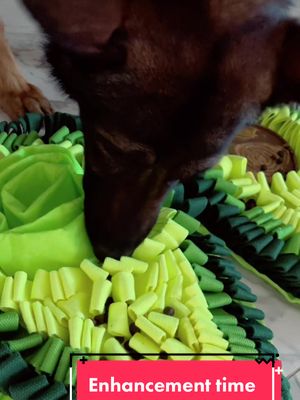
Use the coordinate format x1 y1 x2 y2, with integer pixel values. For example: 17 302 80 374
0 83 53 120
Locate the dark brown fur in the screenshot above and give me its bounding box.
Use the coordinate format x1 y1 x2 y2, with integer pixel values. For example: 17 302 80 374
22 0 300 258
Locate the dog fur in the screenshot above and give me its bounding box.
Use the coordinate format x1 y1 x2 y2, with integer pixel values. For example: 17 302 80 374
13 0 300 258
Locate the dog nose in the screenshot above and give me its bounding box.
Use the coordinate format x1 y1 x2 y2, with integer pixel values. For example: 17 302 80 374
82 150 173 263
93 241 134 261
83 172 168 262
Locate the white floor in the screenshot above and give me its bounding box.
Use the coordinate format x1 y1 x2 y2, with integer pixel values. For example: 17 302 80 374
0 1 300 397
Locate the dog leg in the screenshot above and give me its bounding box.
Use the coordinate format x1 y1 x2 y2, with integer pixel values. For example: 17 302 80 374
0 20 53 119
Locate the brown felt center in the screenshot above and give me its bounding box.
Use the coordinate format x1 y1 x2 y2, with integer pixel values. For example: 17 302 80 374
230 125 297 182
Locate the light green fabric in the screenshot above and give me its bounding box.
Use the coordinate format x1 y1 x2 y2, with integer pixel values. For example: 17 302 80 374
0 146 93 278
0 393 12 400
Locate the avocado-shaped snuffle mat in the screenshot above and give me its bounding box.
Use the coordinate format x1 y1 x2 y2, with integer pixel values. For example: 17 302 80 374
0 112 292 400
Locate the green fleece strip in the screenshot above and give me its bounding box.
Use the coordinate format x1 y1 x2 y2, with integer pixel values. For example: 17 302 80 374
253 212 274 226
173 211 200 234
193 264 217 280
214 178 237 195
30 339 53 371
172 183 185 207
205 259 242 279
0 352 28 389
206 293 232 309
0 312 19 333
3 134 17 152
8 375 49 400
184 197 208 217
0 393 12 400
226 302 265 320
208 191 227 205
241 227 265 242
65 130 84 144
181 240 208 265
162 189 175 208
261 219 282 234
259 238 285 261
0 344 11 361
25 113 43 132
256 340 278 354
274 225 295 240
218 324 247 339
232 253 300 304
23 131 39 146
54 347 73 383
228 336 256 349
39 337 65 375
234 223 259 235
226 216 249 228
284 264 300 281
243 207 264 220
212 309 237 325
282 233 300 255
49 126 70 144
224 195 246 211
240 321 273 341
205 244 232 257
65 354 82 386
31 382 67 400
269 254 300 273
198 275 224 292
229 344 258 354
213 204 241 220
201 234 226 247
196 178 215 194
7 333 44 353
282 376 293 400
12 134 26 150
203 167 224 180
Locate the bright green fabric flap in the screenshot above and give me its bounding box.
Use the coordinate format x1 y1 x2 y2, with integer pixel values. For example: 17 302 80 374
0 146 93 278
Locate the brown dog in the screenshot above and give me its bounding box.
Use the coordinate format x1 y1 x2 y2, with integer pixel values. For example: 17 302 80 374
17 0 300 259
0 19 52 119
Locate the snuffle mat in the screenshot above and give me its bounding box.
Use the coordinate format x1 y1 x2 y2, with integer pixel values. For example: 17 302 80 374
0 109 297 399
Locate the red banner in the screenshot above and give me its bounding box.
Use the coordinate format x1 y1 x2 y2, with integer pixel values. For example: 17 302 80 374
76 360 282 399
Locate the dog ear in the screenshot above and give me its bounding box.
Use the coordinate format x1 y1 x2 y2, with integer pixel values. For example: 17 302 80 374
22 0 125 53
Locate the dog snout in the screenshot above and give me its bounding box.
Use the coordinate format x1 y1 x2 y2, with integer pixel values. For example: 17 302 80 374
83 165 170 260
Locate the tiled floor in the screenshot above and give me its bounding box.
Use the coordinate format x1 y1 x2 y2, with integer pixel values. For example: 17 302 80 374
0 1 300 397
